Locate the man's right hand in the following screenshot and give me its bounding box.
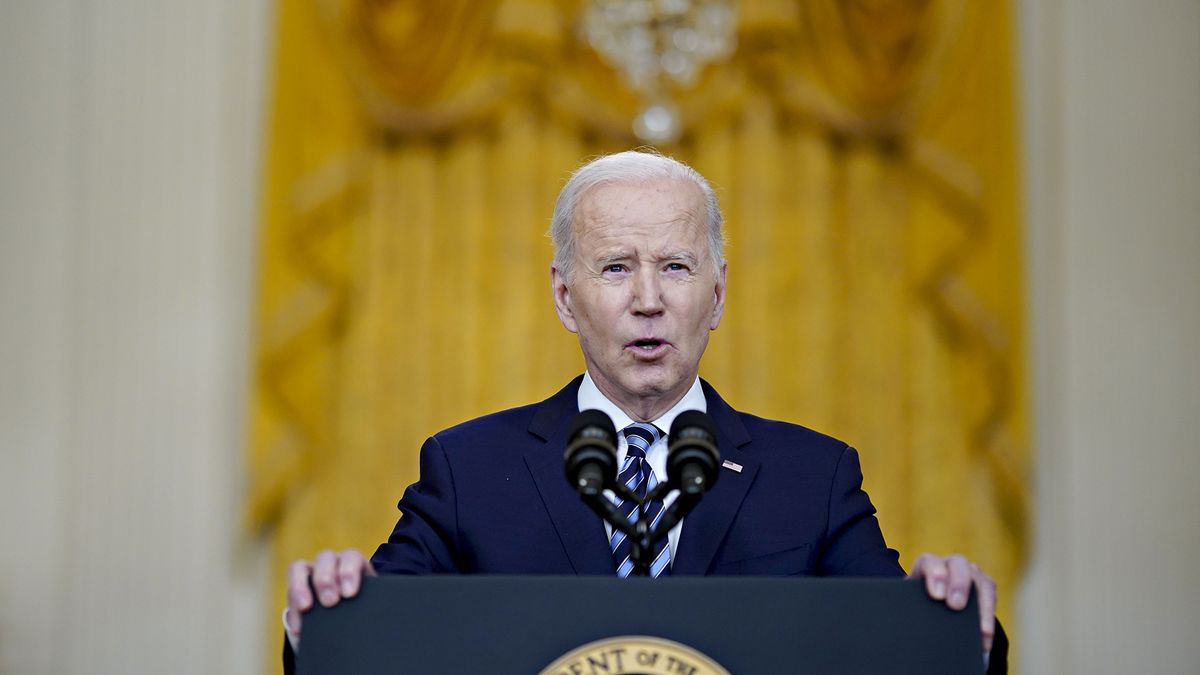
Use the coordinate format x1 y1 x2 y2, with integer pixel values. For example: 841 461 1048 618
285 549 376 639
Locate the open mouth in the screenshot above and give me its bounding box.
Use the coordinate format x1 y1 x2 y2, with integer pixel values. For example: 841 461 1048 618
627 338 668 355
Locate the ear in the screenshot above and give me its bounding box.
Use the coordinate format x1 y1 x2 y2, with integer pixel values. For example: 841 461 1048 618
551 265 579 333
709 262 727 331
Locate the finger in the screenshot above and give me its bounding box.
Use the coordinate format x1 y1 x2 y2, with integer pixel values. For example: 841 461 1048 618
312 550 341 608
285 560 313 634
336 549 371 597
905 553 935 581
945 554 972 610
908 553 949 601
972 566 998 652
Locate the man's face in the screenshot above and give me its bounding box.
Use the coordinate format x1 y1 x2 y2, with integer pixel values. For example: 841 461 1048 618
552 179 726 418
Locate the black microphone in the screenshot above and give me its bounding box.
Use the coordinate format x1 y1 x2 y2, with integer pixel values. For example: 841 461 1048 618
667 410 721 496
564 409 618 498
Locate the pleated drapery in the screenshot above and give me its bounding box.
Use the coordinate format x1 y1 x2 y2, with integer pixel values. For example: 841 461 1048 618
250 0 1028 664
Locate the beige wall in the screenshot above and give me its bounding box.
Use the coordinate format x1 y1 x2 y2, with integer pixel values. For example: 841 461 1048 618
1017 0 1200 672
0 1 271 673
1 0 1198 673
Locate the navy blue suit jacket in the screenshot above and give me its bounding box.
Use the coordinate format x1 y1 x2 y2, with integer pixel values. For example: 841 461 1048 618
370 376 903 578
286 377 1008 673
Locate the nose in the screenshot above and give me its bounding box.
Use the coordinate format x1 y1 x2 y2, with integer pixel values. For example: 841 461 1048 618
630 267 665 316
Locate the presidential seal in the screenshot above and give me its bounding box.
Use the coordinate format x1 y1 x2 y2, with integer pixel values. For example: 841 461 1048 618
539 635 731 675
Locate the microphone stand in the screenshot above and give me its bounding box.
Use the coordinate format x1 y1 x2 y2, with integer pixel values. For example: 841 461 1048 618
579 481 707 577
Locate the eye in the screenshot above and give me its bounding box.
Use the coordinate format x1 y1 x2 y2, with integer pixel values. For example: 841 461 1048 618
603 263 627 274
665 262 689 272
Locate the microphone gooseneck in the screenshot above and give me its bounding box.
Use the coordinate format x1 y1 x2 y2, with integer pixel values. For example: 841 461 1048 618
563 407 721 577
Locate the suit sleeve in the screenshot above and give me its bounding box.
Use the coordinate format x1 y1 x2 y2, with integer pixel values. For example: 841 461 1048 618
370 435 463 574
282 436 462 675
818 445 1011 672
816 445 904 577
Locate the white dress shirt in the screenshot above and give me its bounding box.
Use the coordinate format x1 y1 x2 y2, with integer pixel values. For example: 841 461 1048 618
577 371 706 565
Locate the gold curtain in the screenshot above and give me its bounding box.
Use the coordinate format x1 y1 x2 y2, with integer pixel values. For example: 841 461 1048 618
250 0 1028 667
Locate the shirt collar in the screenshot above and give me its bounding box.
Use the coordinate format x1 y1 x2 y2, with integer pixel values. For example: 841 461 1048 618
577 372 707 436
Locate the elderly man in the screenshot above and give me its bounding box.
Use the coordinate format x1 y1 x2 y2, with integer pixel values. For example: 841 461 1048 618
284 151 1004 669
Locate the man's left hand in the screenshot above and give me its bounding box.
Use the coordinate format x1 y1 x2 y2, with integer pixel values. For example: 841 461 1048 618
907 553 997 652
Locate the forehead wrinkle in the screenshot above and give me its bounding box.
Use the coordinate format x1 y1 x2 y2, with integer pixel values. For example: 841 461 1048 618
578 210 697 238
578 211 705 247
572 180 709 268
575 179 704 226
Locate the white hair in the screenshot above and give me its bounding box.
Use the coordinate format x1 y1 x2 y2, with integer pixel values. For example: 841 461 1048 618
549 150 726 281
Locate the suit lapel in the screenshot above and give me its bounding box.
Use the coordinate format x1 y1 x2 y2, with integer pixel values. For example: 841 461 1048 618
671 381 759 575
523 376 616 575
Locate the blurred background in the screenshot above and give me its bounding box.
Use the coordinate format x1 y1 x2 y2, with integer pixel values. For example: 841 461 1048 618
1 1 1196 673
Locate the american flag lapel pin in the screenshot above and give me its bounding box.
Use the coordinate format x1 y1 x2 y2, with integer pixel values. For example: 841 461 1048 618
721 459 743 473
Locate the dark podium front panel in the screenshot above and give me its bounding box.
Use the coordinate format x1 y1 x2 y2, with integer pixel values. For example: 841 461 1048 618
297 575 982 674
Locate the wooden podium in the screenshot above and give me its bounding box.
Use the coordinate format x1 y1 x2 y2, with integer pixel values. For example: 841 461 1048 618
295 575 983 674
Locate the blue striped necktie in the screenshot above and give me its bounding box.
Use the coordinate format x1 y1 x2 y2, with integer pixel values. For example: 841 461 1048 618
609 423 671 578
